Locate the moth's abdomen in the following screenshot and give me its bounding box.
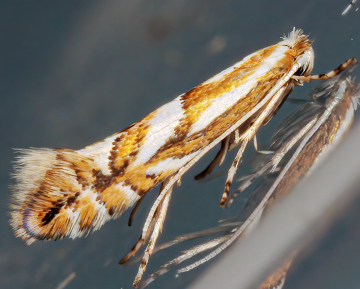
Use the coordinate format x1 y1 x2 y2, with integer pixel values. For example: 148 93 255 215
10 148 139 243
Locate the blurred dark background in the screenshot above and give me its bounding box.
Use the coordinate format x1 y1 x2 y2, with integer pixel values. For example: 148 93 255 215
1 1 360 288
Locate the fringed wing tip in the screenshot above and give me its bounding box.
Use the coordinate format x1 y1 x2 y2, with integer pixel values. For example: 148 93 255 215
8 148 121 243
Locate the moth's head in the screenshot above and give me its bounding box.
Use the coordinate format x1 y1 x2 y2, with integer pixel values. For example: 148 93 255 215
281 28 314 77
296 46 315 77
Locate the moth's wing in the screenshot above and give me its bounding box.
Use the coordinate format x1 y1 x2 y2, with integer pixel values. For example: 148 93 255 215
10 39 305 243
9 95 189 243
10 146 141 243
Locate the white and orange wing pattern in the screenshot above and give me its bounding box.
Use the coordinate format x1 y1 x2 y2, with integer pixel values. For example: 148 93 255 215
10 28 355 287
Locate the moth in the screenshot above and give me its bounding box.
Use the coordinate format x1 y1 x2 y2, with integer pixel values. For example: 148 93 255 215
138 64 360 289
10 28 355 287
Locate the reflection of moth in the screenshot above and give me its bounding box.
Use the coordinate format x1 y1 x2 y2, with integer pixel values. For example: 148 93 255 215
246 67 360 289
138 66 360 289
10 28 355 287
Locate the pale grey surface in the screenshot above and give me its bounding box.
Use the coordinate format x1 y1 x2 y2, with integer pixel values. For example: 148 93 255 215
189 116 360 289
1 1 360 289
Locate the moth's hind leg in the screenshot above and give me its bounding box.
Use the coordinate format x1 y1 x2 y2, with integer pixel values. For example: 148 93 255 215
119 182 168 264
133 180 173 287
220 140 249 207
194 136 230 180
128 195 145 227
119 178 173 287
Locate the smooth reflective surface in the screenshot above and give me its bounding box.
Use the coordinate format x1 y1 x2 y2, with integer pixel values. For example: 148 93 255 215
1 1 360 289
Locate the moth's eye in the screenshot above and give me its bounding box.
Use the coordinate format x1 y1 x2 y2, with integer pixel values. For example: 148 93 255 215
294 66 306 76
294 59 313 77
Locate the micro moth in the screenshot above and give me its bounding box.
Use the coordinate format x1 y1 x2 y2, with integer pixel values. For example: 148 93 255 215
10 28 356 287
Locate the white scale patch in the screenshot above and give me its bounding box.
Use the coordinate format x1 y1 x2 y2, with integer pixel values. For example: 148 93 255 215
202 50 260 85
188 45 289 135
67 210 81 239
79 133 121 175
146 151 199 176
114 182 141 206
130 96 185 168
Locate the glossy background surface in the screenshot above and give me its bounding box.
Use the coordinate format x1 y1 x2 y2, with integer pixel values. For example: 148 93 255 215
1 1 360 288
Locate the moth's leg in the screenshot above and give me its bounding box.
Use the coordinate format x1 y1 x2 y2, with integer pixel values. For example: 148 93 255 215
220 119 261 206
128 195 145 226
194 135 230 180
220 85 289 206
253 135 274 154
138 235 229 289
154 223 236 253
220 139 249 207
133 184 173 287
226 114 318 209
226 113 317 208
120 201 160 264
120 182 168 264
119 236 145 264
293 57 356 82
228 128 241 151
218 135 231 166
224 162 272 208
271 118 317 172
253 134 258 151
176 235 232 274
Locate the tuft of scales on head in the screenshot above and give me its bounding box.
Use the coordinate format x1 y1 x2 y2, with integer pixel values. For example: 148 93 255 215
280 28 314 77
